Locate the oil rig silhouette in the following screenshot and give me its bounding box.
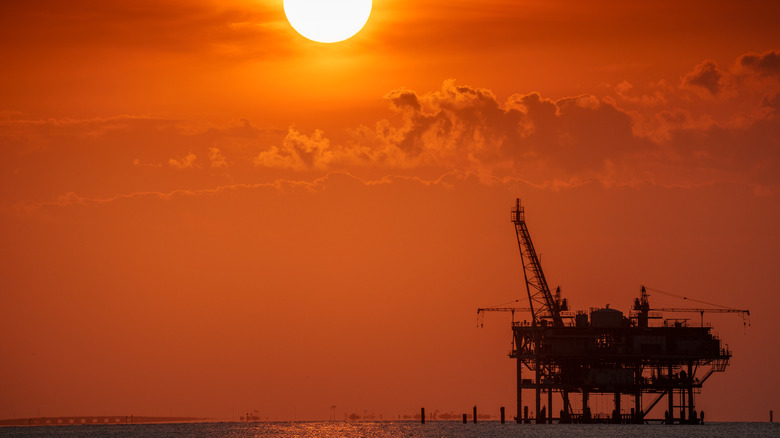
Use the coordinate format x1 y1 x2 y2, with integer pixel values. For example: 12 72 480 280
479 199 749 424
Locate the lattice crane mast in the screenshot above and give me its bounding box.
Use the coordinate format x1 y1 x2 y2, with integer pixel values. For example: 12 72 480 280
511 198 567 327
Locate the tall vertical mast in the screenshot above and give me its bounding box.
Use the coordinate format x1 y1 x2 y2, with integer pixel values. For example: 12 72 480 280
511 198 564 326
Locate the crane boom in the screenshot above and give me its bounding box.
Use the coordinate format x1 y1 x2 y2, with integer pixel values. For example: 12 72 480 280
476 306 532 327
477 307 532 313
511 198 565 326
654 308 750 326
634 285 750 327
653 308 749 314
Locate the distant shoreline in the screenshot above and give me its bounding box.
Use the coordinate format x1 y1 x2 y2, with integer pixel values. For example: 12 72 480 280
0 416 211 427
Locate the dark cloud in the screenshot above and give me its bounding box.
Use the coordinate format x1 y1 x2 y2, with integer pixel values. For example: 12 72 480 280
374 81 650 180
738 50 780 78
384 89 422 113
763 93 780 113
681 61 724 95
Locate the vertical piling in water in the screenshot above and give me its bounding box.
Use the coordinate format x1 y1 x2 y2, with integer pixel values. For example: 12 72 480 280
524 406 529 424
462 413 467 423
421 408 425 424
473 406 477 423
771 410 774 423
500 406 505 424
517 356 522 424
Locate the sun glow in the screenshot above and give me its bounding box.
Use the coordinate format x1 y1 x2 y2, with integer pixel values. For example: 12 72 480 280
284 0 372 43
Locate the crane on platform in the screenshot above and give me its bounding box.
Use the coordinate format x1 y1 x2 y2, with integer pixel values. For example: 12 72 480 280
511 198 568 326
476 301 531 327
634 285 751 327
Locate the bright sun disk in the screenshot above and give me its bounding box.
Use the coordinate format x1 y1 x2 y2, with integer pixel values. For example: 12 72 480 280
284 0 372 43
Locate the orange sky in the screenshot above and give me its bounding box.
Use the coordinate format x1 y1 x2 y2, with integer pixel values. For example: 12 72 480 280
1 0 779 422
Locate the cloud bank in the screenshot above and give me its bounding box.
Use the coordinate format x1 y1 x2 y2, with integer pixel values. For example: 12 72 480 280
252 51 779 191
2 50 779 214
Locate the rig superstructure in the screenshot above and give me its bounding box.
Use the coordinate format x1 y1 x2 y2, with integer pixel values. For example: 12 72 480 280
480 199 748 424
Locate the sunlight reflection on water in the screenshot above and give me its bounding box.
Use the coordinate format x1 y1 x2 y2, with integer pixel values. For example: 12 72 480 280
1 421 778 438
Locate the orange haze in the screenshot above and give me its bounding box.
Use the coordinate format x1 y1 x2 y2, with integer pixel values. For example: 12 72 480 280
1 0 779 422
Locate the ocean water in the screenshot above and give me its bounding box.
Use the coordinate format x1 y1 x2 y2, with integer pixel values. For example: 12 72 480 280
0 421 778 438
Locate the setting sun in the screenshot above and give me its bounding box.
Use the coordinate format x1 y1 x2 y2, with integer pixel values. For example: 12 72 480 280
284 0 372 43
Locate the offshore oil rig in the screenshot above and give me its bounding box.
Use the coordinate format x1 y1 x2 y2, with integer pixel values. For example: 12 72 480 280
479 199 749 424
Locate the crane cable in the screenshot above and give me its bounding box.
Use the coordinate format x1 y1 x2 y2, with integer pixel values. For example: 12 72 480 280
644 286 738 310
645 286 751 329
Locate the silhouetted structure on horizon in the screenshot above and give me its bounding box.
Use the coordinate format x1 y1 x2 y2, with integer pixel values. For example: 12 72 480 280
479 199 749 424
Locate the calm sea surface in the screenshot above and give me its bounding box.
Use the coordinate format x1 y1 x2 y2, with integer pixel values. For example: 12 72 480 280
0 421 778 437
